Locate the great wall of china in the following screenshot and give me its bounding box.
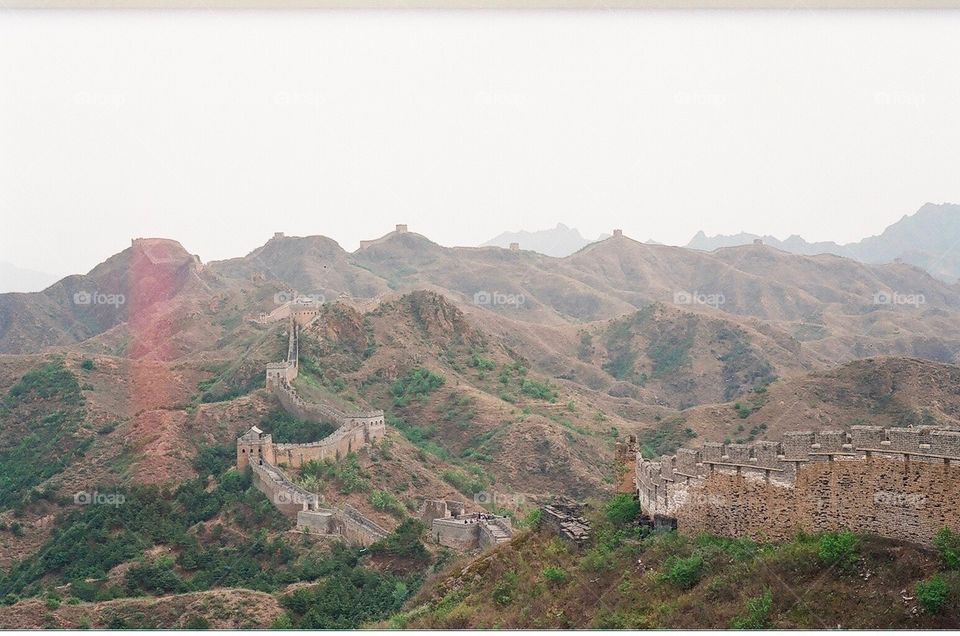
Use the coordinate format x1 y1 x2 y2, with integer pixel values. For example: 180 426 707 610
635 426 960 546
239 296 514 550
237 304 388 545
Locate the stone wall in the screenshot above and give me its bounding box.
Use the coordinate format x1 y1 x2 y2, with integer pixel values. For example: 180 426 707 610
432 518 482 550
431 513 513 550
540 500 591 548
336 504 389 546
636 426 960 546
249 460 388 544
251 461 322 517
238 315 392 546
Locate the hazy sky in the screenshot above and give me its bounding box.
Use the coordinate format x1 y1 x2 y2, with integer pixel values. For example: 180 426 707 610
1 10 959 279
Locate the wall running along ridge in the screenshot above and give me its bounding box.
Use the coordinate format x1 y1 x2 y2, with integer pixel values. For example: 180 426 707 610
237 313 387 544
635 426 960 546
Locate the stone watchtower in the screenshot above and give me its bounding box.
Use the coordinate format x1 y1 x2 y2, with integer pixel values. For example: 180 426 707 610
237 426 276 468
509 242 520 252
395 224 408 233
613 229 623 238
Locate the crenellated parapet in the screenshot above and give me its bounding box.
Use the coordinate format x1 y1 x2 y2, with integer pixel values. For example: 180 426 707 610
635 426 960 546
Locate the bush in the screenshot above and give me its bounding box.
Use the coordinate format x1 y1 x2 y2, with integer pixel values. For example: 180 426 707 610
391 368 445 406
542 566 567 584
192 443 236 478
79 359 95 371
370 519 429 561
915 575 949 614
730 590 773 628
659 554 704 590
605 493 640 525
259 409 336 445
933 527 960 570
184 616 210 629
492 572 518 606
519 379 557 401
125 558 187 595
369 490 406 519
817 530 859 569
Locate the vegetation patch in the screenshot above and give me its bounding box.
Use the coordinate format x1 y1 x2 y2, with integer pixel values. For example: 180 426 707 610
0 358 89 509
637 417 696 459
259 407 337 444
391 368 445 407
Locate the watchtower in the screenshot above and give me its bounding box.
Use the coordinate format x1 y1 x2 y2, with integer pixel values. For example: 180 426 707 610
237 426 276 468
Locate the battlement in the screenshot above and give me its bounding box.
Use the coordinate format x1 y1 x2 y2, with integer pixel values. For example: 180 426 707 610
635 426 960 547
430 511 514 550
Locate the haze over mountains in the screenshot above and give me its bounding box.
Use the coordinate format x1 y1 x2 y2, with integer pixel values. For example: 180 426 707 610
0 262 59 294
481 202 960 283
687 202 960 283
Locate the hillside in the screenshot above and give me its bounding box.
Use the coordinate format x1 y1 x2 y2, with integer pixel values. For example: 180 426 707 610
680 357 960 444
0 226 959 629
391 497 960 629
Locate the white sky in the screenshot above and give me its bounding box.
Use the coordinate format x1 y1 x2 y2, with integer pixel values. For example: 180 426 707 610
1 10 959 278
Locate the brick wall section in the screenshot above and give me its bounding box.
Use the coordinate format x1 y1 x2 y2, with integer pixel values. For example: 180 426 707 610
636 426 960 546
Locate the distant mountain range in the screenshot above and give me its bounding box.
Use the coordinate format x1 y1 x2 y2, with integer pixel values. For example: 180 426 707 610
481 223 603 257
687 202 960 283
0 261 59 294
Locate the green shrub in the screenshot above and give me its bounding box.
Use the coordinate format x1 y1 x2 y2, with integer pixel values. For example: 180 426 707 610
817 530 859 569
184 616 210 629
369 490 406 518
79 359 95 371
542 566 567 584
391 368 445 406
915 575 949 614
192 443 236 478
637 417 696 459
370 519 429 561
270 613 294 629
933 527 960 570
519 379 557 401
659 554 704 590
730 590 773 629
468 355 496 371
259 409 336 445
492 572 518 606
605 493 640 525
523 508 542 527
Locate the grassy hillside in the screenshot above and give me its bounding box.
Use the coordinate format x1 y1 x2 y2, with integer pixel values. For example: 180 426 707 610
391 496 960 629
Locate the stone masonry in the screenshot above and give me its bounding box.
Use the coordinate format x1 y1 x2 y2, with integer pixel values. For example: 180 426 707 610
636 426 960 546
422 499 514 550
237 313 387 544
